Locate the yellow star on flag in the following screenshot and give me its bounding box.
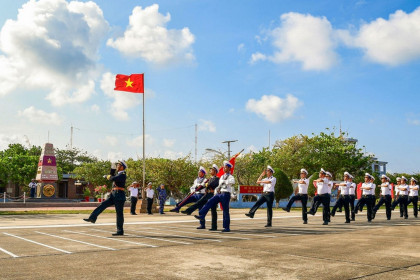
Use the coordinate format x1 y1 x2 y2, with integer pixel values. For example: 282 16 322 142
125 78 134 88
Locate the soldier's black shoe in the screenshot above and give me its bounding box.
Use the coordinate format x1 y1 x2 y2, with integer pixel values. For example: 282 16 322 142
245 213 254 218
194 215 204 222
367 220 372 223
404 216 408 219
337 209 342 212
209 228 218 231
372 211 376 219
282 208 290 212
322 222 328 225
351 218 355 221
169 208 179 213
221 229 230 232
264 224 272 228
160 212 166 215
196 226 205 229
331 212 335 217
130 213 137 215
112 232 124 236
83 218 95 223
345 220 350 223
303 220 307 224
181 210 191 215
308 210 315 216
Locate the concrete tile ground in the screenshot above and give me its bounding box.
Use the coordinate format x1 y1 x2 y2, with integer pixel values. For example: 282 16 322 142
0 209 419 279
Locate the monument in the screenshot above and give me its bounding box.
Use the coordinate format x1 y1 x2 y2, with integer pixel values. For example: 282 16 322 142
35 143 59 198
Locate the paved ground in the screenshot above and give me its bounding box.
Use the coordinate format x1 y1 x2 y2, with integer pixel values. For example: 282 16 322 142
0 209 419 280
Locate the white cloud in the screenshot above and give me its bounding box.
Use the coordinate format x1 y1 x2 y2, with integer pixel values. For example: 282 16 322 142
100 72 141 121
198 119 216 132
247 145 258 153
126 135 153 148
18 106 63 125
348 7 420 65
0 0 108 104
237 43 245 53
107 4 195 65
101 136 118 147
251 12 338 70
0 134 28 150
163 150 184 159
246 94 302 123
408 119 420 126
163 138 175 148
407 113 420 126
107 151 123 162
91 104 100 113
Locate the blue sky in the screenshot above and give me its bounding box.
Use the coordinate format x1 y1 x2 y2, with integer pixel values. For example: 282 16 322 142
0 0 419 173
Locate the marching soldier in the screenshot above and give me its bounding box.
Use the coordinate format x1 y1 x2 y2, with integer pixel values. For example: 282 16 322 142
372 175 392 220
354 173 375 222
331 172 351 223
83 160 127 236
170 167 207 213
195 161 235 232
245 165 277 227
407 177 418 218
308 168 330 225
393 177 404 217
391 176 409 219
128 181 139 215
182 164 220 230
156 184 167 215
282 168 309 224
348 175 356 221
356 174 375 213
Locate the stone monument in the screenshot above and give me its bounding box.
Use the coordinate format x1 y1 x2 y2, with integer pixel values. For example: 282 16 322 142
35 143 59 198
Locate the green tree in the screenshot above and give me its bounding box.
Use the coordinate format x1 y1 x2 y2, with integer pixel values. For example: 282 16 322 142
274 169 293 205
55 147 97 174
73 160 111 187
308 172 319 197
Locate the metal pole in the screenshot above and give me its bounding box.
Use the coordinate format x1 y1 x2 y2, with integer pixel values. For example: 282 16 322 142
24 192 26 204
142 87 146 191
227 142 231 158
195 123 198 162
3 192 5 203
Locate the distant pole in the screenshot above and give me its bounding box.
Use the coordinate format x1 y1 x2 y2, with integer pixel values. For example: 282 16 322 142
142 88 146 191
268 130 271 150
222 140 238 159
195 123 198 162
70 124 73 149
48 131 50 143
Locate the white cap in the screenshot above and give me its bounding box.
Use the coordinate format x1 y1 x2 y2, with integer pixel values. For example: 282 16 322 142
326 172 332 177
319 168 326 174
199 166 207 174
396 177 401 181
211 164 219 174
349 174 354 179
147 182 152 186
381 174 387 179
300 168 308 175
118 160 127 169
267 165 275 173
410 177 417 182
223 161 233 168
365 173 371 177
344 171 351 177
401 176 407 181
370 175 375 181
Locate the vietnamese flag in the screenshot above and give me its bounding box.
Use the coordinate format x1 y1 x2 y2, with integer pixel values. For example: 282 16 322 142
357 182 363 199
114 74 144 93
391 183 395 199
216 151 241 178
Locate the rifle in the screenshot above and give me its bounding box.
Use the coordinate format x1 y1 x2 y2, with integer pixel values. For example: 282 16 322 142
177 178 209 208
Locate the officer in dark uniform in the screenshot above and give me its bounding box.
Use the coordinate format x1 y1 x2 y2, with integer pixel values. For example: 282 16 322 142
156 184 167 215
182 164 219 230
83 160 127 236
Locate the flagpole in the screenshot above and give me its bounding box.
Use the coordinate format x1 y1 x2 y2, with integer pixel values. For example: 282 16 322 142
142 83 146 192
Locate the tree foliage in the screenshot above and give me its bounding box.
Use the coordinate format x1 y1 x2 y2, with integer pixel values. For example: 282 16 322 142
274 169 293 203
55 147 97 174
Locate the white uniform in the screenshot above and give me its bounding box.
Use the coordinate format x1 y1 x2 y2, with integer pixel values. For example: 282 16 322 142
328 181 333 194
190 177 206 194
398 184 409 196
349 182 356 195
298 178 309 194
380 182 392 196
339 181 351 195
395 185 400 196
361 182 373 195
146 188 154 199
261 176 276 192
128 187 138 197
316 178 329 194
409 185 418 197
217 173 235 193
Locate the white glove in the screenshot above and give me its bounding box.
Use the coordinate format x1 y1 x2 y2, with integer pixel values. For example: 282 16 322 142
111 162 116 169
103 175 108 179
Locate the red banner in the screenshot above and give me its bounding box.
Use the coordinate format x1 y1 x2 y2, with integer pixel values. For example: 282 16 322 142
391 183 394 199
240 185 263 194
357 182 362 199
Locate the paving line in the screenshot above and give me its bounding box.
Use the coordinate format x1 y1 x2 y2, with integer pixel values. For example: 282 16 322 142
3 232 71 254
34 231 116 251
0 246 19 258
63 230 158 248
128 228 222 243
89 229 192 245
156 226 251 240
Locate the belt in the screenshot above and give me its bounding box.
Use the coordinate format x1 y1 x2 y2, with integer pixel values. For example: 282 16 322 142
112 187 125 191
263 191 273 194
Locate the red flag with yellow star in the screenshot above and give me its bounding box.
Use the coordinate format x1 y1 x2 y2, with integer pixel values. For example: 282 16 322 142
114 74 144 93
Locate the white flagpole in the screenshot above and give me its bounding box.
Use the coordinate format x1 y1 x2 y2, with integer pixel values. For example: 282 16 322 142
142 82 146 191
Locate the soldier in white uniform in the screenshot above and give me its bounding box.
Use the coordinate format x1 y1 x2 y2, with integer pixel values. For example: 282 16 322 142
356 174 375 213
391 176 409 219
393 177 404 217
308 168 330 225
195 161 235 232
311 171 333 222
331 172 351 223
372 175 392 220
170 167 207 213
348 175 356 221
282 168 309 224
245 165 276 227
407 177 418 218
355 173 375 222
